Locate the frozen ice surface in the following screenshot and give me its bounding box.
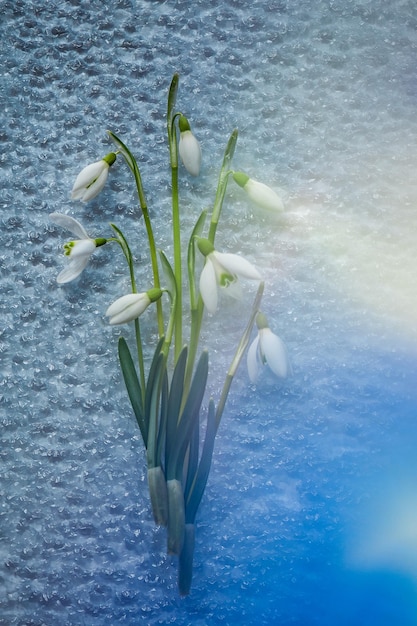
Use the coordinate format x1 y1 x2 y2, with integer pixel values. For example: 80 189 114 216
1 0 417 624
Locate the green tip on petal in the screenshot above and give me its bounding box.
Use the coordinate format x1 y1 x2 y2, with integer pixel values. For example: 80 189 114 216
196 238 215 258
102 152 117 167
147 287 163 303
255 311 269 330
232 171 250 188
179 114 191 132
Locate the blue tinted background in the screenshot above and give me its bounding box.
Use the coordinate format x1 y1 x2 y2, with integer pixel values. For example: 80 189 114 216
2 0 417 624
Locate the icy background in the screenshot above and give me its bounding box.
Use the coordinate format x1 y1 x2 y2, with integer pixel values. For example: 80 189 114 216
2 0 417 624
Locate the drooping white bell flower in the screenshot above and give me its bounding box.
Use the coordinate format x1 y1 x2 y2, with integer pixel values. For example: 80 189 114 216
247 312 290 383
50 212 107 284
71 152 117 202
106 288 162 325
233 171 285 212
178 115 201 176
197 238 262 314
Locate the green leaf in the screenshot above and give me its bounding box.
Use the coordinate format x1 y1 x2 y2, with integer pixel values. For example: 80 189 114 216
167 73 179 124
159 249 176 303
185 398 216 523
209 129 239 243
156 368 169 466
169 350 209 482
107 130 136 175
118 337 146 445
146 352 165 468
165 346 188 478
144 335 166 425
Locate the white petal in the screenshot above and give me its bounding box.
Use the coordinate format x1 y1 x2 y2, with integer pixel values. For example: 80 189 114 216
260 328 289 378
222 279 242 301
179 131 201 176
79 168 109 202
245 179 285 212
106 293 150 325
71 161 106 196
199 259 218 314
49 213 89 239
69 239 96 258
56 256 90 284
247 335 261 383
214 251 262 281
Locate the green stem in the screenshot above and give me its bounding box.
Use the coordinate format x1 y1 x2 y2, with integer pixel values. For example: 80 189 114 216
208 129 238 245
171 159 182 362
107 130 164 336
183 131 238 394
110 227 147 405
215 281 265 429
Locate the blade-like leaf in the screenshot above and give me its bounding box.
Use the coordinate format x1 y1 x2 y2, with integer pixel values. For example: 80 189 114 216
167 73 179 123
209 128 239 243
146 352 166 467
107 130 136 174
118 337 146 445
169 350 209 481
184 415 199 503
145 335 166 424
185 398 216 523
156 367 169 467
165 346 188 478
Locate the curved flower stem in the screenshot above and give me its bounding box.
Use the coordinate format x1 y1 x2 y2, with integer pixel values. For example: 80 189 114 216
110 225 146 404
107 130 164 337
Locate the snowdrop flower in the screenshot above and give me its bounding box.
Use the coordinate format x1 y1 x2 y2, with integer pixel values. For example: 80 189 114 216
71 152 117 202
233 171 284 212
247 312 290 383
178 115 201 176
197 238 261 314
106 288 162 325
50 213 107 284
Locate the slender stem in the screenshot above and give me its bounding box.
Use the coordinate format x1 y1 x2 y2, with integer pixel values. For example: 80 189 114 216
132 165 164 337
183 131 238 394
107 130 164 336
171 157 182 362
134 317 146 397
215 281 264 429
110 228 147 405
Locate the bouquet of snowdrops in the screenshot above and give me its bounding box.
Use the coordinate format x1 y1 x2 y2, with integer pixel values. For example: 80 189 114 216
50 74 289 595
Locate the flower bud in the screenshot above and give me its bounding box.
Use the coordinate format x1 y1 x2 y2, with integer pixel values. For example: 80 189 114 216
178 115 201 176
233 171 284 212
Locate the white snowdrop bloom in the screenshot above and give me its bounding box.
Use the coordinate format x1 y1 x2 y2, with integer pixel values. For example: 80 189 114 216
106 289 162 325
197 238 261 314
233 171 285 212
50 212 107 284
71 152 116 202
178 115 201 177
247 312 290 383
